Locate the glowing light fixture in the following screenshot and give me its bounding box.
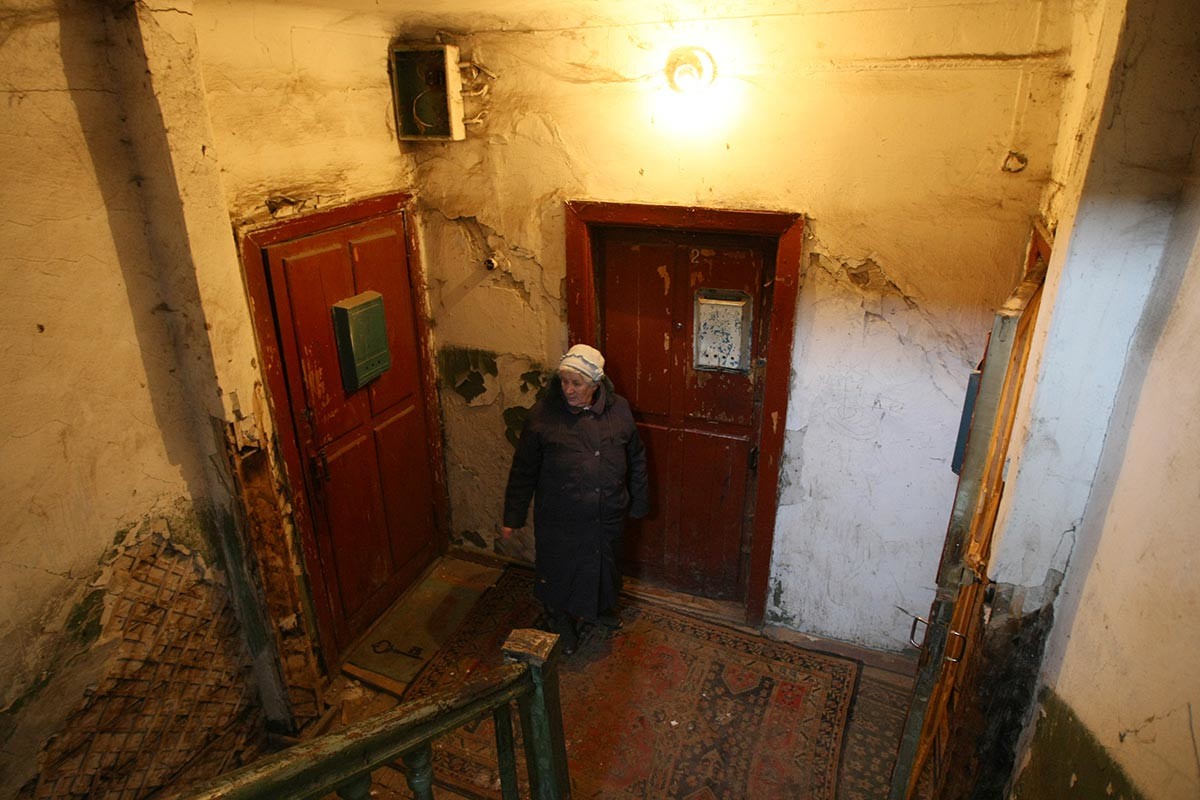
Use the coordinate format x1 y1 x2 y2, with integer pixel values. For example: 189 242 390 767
648 38 743 141
665 46 717 93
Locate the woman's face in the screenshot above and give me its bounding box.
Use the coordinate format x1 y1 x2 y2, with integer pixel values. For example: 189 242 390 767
559 369 597 408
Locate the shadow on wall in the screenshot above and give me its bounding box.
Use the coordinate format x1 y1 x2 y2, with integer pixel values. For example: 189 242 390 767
56 0 219 521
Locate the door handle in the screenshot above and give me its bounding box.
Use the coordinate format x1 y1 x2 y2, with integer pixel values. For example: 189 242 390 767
907 614 930 649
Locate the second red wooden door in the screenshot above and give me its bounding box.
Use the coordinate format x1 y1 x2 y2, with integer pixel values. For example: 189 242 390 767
598 228 769 601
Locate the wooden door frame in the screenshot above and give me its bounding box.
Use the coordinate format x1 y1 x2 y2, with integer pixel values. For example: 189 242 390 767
564 201 804 626
239 192 449 666
888 223 1052 798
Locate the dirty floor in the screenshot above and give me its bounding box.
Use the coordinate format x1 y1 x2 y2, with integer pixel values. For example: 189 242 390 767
316 552 916 799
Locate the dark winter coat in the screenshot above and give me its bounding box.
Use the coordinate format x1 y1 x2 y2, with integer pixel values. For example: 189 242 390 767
503 375 649 620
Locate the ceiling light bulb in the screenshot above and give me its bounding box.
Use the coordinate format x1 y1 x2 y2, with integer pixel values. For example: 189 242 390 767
665 46 716 93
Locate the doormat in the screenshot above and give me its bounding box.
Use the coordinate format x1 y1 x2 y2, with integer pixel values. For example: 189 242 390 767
343 558 502 694
403 569 860 799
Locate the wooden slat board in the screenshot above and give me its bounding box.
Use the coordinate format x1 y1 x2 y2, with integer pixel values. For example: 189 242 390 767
890 226 1050 799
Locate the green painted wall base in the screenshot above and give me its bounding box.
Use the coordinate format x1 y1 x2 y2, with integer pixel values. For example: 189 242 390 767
1010 689 1146 800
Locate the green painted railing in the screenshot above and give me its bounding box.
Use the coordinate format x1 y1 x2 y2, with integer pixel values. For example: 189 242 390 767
176 629 569 800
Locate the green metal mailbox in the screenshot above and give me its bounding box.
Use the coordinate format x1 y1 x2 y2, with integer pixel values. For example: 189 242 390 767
332 290 391 392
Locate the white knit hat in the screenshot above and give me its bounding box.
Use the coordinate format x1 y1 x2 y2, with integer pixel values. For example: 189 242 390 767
558 344 605 382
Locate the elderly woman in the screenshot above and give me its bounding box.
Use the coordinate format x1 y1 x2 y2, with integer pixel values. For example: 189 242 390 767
501 344 649 654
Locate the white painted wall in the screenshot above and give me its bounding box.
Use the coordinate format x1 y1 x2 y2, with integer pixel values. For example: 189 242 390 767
993 0 1200 795
193 0 1073 651
991 0 1197 624
1048 149 1200 800
990 0 1186 591
0 2 199 709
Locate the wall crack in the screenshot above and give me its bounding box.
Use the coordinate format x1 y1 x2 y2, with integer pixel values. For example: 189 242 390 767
0 561 74 580
1118 703 1192 744
807 245 974 406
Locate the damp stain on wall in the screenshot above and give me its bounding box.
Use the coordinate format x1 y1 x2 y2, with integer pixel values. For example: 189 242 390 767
503 370 549 447
765 578 798 627
439 346 499 403
63 589 104 647
938 577 1060 798
1011 688 1148 800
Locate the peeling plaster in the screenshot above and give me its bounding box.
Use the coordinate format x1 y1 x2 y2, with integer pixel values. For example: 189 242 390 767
439 346 500 405
438 350 547 558
4 524 265 798
420 209 562 359
776 426 807 507
0 506 207 725
432 210 540 306
410 110 587 277
186 0 1071 654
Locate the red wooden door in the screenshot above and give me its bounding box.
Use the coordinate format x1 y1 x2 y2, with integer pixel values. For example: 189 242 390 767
599 229 767 600
264 212 438 657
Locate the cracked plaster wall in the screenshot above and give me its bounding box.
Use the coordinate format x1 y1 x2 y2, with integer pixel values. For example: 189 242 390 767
192 1 420 221
768 250 974 647
0 1 208 716
191 0 1075 650
1045 159 1200 798
993 0 1200 796
1 0 298 777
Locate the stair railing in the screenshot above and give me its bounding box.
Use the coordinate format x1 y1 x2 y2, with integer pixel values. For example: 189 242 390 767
175 629 569 800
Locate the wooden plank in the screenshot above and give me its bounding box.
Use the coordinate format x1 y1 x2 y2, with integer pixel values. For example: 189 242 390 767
889 226 1050 799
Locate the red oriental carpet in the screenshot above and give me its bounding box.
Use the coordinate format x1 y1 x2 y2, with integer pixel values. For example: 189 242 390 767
402 570 860 799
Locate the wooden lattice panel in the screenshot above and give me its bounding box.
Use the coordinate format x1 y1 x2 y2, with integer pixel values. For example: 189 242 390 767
29 534 266 799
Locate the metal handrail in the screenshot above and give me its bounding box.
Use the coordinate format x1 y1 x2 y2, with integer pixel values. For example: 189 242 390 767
175 629 569 800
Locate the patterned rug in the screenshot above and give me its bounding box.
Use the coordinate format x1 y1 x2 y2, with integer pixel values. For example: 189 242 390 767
403 570 860 799
836 666 913 799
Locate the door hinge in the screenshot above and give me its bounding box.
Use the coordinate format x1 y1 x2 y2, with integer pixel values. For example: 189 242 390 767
945 629 967 663
311 448 331 482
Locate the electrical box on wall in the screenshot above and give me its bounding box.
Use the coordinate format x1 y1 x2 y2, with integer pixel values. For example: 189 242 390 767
332 291 391 392
389 44 466 141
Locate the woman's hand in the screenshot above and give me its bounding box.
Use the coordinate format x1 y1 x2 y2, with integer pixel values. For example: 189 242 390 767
500 526 517 540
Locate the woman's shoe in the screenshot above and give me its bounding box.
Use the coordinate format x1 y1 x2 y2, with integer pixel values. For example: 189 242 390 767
547 610 578 654
597 608 623 629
